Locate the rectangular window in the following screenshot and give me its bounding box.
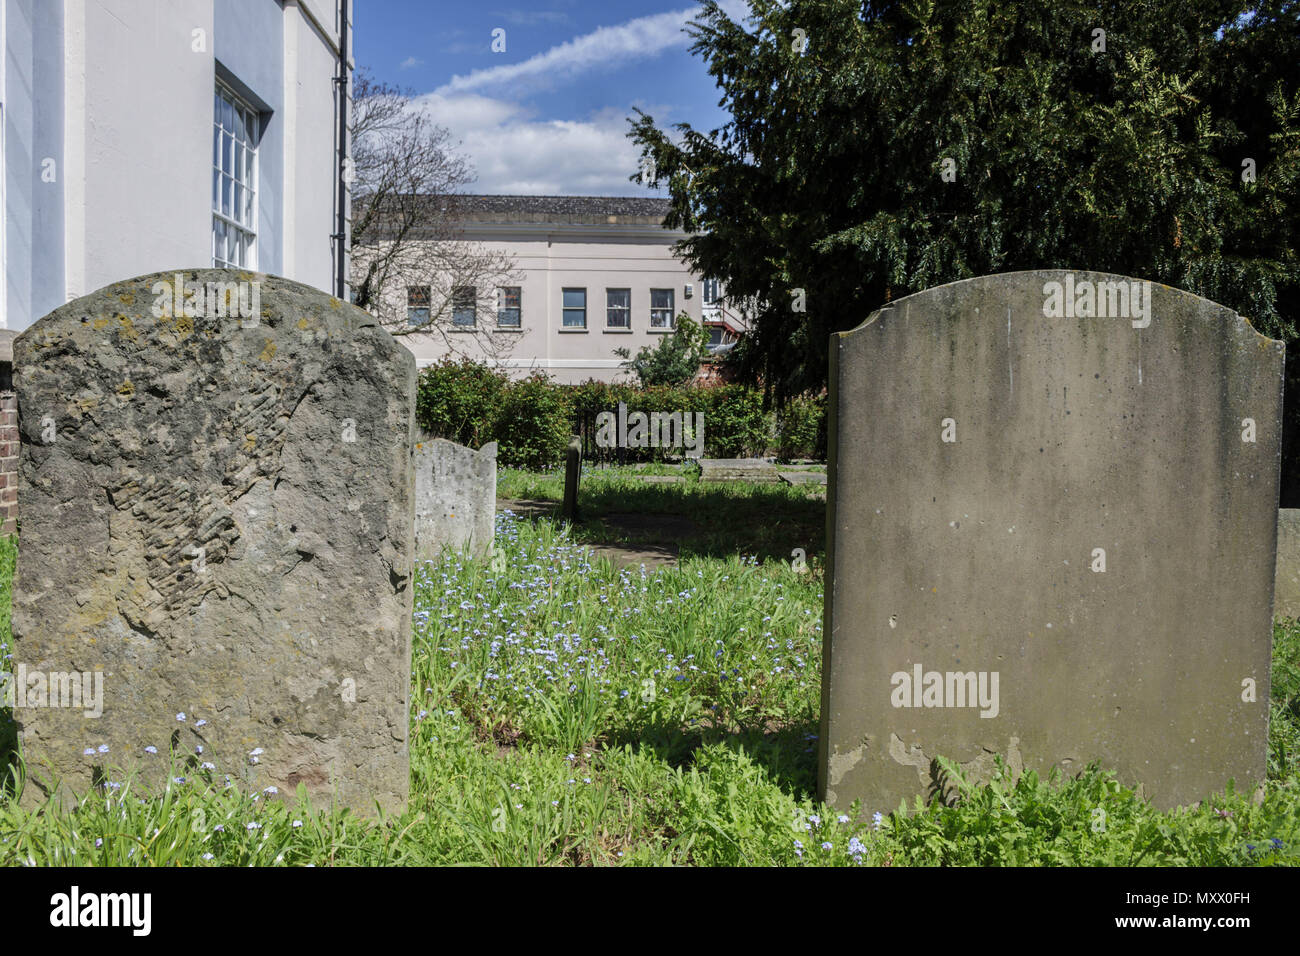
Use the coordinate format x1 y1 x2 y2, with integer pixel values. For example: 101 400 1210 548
702 278 721 305
606 288 631 329
407 286 431 328
497 286 521 327
452 286 477 327
650 288 675 329
212 81 260 268
562 288 587 328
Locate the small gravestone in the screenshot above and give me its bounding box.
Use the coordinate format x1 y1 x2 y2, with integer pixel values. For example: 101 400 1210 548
778 470 826 486
820 271 1283 812
414 439 496 561
1276 510 1300 621
698 458 780 483
12 269 416 814
641 475 686 485
562 437 581 521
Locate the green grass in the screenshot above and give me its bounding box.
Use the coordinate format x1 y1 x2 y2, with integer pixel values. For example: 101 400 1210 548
498 463 825 562
1 499 1298 866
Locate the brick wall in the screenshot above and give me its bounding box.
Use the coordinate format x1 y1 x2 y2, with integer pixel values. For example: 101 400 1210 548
0 332 15 536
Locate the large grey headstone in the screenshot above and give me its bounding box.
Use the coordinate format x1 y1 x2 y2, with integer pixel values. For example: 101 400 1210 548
1276 509 1300 621
413 438 496 561
820 271 1284 812
12 269 416 814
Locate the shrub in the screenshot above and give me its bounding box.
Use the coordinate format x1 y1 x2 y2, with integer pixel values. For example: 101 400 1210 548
774 395 825 461
706 386 773 458
613 313 709 387
494 374 574 470
415 358 507 448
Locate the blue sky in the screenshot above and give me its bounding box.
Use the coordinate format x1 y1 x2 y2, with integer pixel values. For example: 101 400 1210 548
354 1 749 195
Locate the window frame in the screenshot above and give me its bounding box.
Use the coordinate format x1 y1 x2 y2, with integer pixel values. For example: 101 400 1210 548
212 79 260 269
605 288 631 330
451 285 477 328
562 287 587 329
649 288 676 329
496 286 522 328
407 285 431 329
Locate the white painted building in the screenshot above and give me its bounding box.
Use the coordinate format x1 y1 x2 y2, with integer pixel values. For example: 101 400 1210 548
375 195 747 384
1 0 352 330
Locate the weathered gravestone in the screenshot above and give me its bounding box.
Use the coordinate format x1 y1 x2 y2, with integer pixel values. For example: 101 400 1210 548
819 271 1284 812
12 269 416 814
413 438 496 561
1276 510 1300 621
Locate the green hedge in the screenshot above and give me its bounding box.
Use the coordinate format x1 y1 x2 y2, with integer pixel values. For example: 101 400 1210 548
414 359 826 468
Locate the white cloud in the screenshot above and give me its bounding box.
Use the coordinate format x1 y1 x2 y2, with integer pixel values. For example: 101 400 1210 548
399 56 423 69
436 6 700 95
407 3 750 194
413 93 661 195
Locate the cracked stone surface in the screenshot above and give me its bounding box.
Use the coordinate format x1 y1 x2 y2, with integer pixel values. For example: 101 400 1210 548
12 270 416 814
819 271 1283 813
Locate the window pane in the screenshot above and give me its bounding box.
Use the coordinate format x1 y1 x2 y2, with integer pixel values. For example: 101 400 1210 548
221 176 232 217
452 286 476 326
212 169 219 209
408 286 431 308
243 231 254 268
222 95 234 134
213 218 227 265
651 289 673 309
233 184 243 225
497 287 521 326
222 133 232 174
563 309 585 328
244 185 255 227
606 289 629 308
562 288 585 309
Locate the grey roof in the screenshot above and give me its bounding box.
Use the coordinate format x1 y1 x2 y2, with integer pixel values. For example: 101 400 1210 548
355 193 675 240
446 194 672 225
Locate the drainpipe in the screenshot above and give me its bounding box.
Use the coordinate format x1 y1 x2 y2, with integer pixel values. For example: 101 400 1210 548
332 0 350 299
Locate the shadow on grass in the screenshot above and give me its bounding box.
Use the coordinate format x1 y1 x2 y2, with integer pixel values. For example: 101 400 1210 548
608 713 821 800
500 477 826 564
0 705 19 800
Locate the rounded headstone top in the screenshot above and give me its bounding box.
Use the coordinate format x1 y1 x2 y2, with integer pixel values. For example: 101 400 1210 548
842 270 1282 351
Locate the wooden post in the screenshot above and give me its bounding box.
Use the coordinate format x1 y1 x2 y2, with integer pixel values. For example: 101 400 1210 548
562 435 581 522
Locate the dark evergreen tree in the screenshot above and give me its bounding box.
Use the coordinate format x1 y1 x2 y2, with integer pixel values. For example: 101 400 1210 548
630 0 1300 499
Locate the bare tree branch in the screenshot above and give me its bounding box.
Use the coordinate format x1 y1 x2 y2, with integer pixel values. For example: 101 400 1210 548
349 68 518 360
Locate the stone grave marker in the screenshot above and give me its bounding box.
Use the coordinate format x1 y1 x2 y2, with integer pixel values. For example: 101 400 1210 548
414 438 496 562
819 271 1283 812
698 458 780 483
1276 510 1300 621
11 269 417 814
778 470 826 486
